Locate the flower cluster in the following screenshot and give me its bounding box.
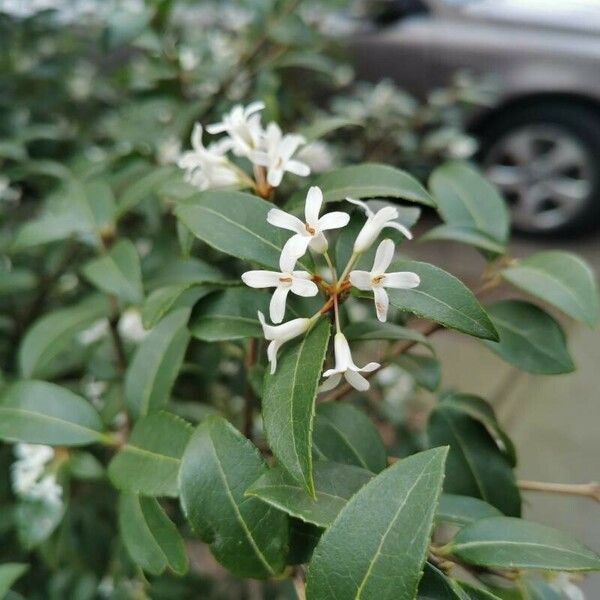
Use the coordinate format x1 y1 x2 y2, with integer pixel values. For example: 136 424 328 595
11 443 63 506
178 101 310 195
241 187 420 391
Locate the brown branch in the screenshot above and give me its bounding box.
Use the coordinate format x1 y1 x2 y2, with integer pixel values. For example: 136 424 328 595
292 567 306 600
518 480 600 502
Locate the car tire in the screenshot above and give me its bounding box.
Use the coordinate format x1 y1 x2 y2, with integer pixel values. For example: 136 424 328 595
477 102 600 236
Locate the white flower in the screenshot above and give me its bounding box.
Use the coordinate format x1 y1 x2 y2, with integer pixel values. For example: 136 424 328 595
551 573 585 600
11 443 62 506
242 254 318 324
296 141 335 173
350 239 420 322
347 197 413 254
250 122 310 187
257 311 311 374
157 136 181 165
267 186 349 264
320 333 380 392
118 309 147 343
78 318 109 346
177 124 244 191
206 101 264 157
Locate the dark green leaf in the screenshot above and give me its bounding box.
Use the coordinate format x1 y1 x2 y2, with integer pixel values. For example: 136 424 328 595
441 393 517 467
299 117 363 141
179 416 288 579
175 191 312 270
418 563 467 599
306 447 448 600
189 288 269 342
19 296 110 379
437 494 502 527
421 225 506 255
429 162 508 246
125 308 190 420
458 582 503 600
291 163 435 209
117 165 180 216
263 319 331 496
482 300 574 375
0 381 106 446
395 354 441 391
387 260 499 341
81 240 143 306
313 402 387 473
109 412 192 497
502 251 599 326
119 493 187 576
451 517 600 571
142 284 213 329
0 563 28 598
428 405 521 516
344 320 432 350
0 269 37 296
246 461 373 528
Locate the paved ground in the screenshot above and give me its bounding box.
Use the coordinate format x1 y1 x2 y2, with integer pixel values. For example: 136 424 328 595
405 223 600 594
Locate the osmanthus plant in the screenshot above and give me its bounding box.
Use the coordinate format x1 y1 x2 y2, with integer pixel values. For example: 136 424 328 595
0 103 599 600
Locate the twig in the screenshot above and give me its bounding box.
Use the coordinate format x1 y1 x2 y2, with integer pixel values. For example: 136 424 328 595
518 480 600 502
292 567 306 600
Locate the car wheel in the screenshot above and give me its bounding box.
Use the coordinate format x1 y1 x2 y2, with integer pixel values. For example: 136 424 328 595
478 103 600 236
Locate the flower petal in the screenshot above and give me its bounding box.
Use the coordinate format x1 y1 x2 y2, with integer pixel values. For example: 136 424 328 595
385 220 413 240
372 239 395 274
241 270 280 288
349 270 372 290
319 372 342 392
269 286 289 324
267 340 280 374
308 232 328 254
346 197 372 216
281 234 311 265
358 361 380 373
373 286 389 322
267 208 304 233
344 369 370 392
245 100 265 116
205 122 227 135
290 277 318 297
318 211 350 231
333 333 353 372
267 167 284 187
305 186 323 226
384 272 421 289
248 150 270 167
286 159 311 177
191 123 204 150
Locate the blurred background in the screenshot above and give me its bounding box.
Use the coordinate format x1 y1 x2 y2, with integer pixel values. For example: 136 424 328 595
0 0 598 597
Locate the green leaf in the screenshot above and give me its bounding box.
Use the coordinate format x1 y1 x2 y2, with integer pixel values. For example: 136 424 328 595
451 516 600 571
116 165 180 217
142 284 213 329
387 260 499 341
395 354 441 391
179 416 288 579
299 116 363 142
0 563 28 598
313 402 388 473
108 412 192 497
437 494 503 527
290 163 436 209
441 393 517 467
18 296 110 379
421 224 506 255
263 319 331 496
458 582 503 600
175 191 312 271
246 461 373 528
501 251 599 326
482 300 574 375
344 320 432 350
145 257 223 289
0 269 37 296
428 404 521 516
81 240 143 305
125 308 190 420
306 447 448 600
119 493 187 576
429 162 509 247
418 563 467 599
189 288 269 342
0 381 106 446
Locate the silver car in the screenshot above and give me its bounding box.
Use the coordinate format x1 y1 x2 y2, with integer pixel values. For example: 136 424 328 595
351 0 600 234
